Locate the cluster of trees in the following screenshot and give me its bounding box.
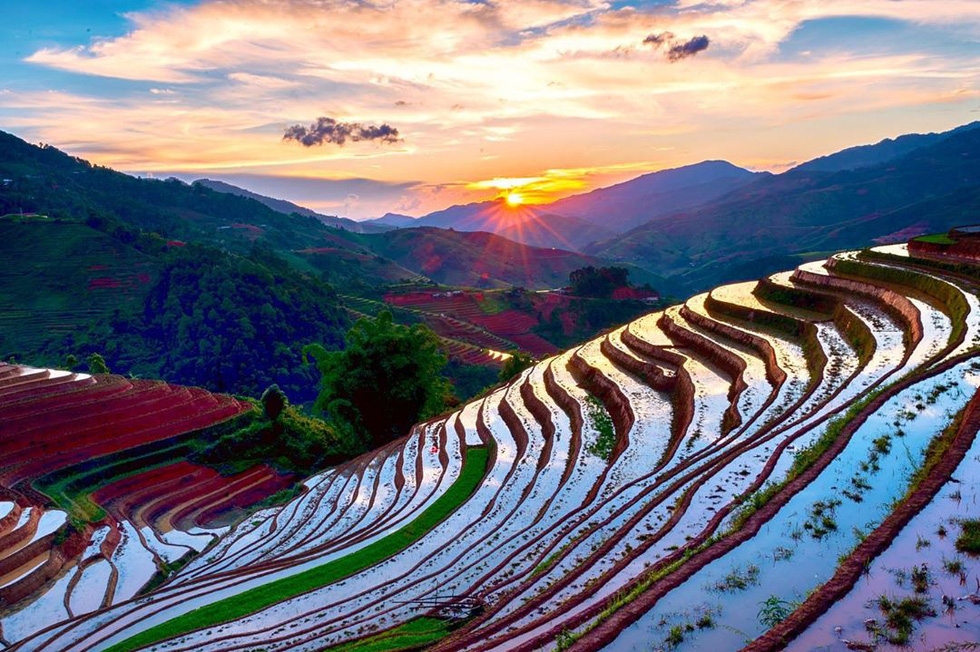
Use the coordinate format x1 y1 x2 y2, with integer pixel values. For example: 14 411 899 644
304 311 454 449
568 265 631 298
139 247 348 401
203 311 509 472
195 386 361 473
60 244 349 403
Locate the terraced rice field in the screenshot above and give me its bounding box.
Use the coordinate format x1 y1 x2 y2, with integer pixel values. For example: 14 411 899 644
380 292 559 358
5 239 980 651
0 220 159 354
0 368 275 646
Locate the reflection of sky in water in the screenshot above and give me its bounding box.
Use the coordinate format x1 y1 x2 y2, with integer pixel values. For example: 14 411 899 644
608 362 978 651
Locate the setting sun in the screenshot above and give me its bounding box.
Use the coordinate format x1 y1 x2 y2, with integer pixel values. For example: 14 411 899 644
504 191 524 207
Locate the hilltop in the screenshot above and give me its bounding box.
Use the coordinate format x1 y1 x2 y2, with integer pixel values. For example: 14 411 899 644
191 178 394 234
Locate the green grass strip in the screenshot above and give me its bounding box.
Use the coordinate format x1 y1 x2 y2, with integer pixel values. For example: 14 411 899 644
105 446 491 652
913 233 957 245
324 616 453 652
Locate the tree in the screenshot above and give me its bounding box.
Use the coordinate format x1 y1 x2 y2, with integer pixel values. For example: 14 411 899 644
260 384 288 422
305 311 452 447
499 352 535 383
87 353 110 375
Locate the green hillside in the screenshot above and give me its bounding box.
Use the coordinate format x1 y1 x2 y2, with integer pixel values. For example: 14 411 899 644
0 216 158 357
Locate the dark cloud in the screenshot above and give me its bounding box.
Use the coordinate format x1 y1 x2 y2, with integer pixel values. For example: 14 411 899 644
667 35 710 61
283 116 401 147
644 32 710 62
643 32 673 48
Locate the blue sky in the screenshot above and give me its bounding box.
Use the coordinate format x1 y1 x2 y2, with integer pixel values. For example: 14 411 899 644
2 1 978 218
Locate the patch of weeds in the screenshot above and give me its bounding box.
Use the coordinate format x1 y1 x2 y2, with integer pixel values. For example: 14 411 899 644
941 556 968 585
910 564 931 593
665 624 685 647
942 556 964 574
758 595 796 628
711 563 760 592
803 498 841 539
956 518 980 554
772 546 794 562
585 395 615 460
532 544 570 577
869 595 936 645
872 434 892 455
695 613 715 629
852 526 868 544
555 627 580 651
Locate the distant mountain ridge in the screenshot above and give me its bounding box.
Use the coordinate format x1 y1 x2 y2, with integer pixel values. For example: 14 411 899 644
791 121 980 173
404 124 980 253
545 160 761 233
193 178 392 234
587 122 980 293
404 160 761 246
412 198 616 250
365 212 417 228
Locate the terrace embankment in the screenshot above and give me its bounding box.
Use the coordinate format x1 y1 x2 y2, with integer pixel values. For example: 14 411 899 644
659 309 746 433
755 276 877 365
0 527 89 607
704 289 827 390
620 326 695 450
679 304 787 386
795 265 923 345
599 336 675 392
567 349 634 455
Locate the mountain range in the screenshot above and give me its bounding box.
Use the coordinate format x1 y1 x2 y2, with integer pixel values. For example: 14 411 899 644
587 121 980 292
6 118 978 300
375 121 980 293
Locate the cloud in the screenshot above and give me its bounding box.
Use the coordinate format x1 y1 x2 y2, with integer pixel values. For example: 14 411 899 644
283 117 401 147
644 32 710 62
643 32 674 49
667 35 710 62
